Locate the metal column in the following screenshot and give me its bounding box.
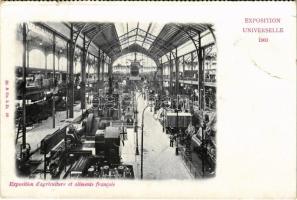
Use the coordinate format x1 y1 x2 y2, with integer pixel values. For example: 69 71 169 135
135 93 139 155
175 49 179 96
160 58 164 97
191 52 194 102
22 23 27 148
101 54 105 83
169 53 173 96
175 95 179 155
44 50 47 79
52 33 56 128
197 33 205 177
81 34 86 110
182 55 185 96
87 53 90 86
182 55 185 73
69 25 74 118
108 59 112 76
108 60 113 94
198 33 204 110
58 51 60 73
87 53 90 104
97 50 101 92
191 52 194 71
26 41 29 69
66 42 69 119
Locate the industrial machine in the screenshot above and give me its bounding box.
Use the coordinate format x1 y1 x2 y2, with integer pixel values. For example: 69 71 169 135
16 88 134 179
15 66 71 132
129 52 141 77
16 62 135 179
64 92 134 179
130 62 140 77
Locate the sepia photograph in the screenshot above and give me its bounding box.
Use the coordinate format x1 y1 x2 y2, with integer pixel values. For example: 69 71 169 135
15 22 217 180
1 2 295 199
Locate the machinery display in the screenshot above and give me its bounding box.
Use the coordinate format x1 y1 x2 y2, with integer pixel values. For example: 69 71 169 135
16 76 135 179
129 53 142 81
15 66 82 131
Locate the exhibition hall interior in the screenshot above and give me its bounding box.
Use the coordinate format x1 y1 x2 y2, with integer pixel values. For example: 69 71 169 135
15 22 216 180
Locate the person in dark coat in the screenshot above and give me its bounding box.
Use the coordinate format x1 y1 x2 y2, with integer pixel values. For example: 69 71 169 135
169 135 174 147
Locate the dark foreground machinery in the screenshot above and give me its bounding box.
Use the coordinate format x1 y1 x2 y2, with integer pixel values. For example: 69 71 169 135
16 90 134 179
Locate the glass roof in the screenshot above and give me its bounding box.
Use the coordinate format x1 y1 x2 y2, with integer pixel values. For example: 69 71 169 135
24 22 215 68
115 23 163 50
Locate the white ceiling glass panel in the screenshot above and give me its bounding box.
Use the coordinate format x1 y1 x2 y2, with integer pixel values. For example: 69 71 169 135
176 40 195 57
127 22 138 32
139 23 150 32
136 41 142 46
149 24 162 38
142 43 150 50
115 23 164 51
115 23 126 38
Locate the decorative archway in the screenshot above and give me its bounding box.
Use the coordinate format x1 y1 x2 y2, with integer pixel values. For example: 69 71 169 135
111 43 160 67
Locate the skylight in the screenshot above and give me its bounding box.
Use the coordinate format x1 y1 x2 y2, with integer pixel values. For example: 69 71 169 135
115 23 164 50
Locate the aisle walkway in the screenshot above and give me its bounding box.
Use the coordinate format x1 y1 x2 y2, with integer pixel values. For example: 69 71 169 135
121 128 140 178
136 92 192 180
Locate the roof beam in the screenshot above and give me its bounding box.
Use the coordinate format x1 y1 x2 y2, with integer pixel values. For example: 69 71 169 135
119 34 137 43
126 23 130 50
161 26 183 47
119 27 171 51
120 38 151 47
118 28 135 40
142 23 152 47
134 22 139 44
83 26 97 35
119 28 155 44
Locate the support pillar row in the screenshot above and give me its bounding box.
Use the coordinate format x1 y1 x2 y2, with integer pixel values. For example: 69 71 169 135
69 24 74 118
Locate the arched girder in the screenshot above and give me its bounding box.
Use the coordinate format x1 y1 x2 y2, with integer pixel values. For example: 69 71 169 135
173 25 200 57
105 36 176 60
173 24 216 51
111 43 160 67
108 41 176 65
71 23 112 63
206 25 216 43
83 24 113 63
73 23 88 45
189 24 216 43
71 23 88 54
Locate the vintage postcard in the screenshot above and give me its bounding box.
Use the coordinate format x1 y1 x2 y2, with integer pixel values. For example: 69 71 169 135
0 1 296 199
